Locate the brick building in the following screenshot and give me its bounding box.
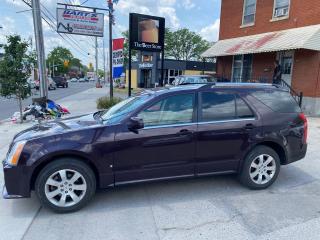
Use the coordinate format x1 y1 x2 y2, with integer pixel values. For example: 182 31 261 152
203 0 320 115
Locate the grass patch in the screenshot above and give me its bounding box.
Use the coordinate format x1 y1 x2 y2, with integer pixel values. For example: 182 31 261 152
97 96 122 110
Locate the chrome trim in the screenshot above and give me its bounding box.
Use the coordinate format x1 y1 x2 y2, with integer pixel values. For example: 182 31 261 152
144 122 197 130
198 118 256 125
143 118 256 130
196 170 237 177
115 174 195 186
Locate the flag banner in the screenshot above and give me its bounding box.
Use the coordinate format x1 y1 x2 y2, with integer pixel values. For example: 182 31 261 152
112 38 125 79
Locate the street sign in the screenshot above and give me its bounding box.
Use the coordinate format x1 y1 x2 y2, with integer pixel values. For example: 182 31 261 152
56 8 104 37
112 38 125 79
129 13 165 52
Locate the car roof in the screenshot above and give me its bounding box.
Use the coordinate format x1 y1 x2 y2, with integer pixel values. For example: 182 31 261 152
137 83 287 97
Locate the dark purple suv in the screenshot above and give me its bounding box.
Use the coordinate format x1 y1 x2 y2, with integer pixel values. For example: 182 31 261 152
2 83 308 212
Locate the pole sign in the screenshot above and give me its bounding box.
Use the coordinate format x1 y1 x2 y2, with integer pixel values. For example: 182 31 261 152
112 38 125 79
129 13 165 52
56 8 104 37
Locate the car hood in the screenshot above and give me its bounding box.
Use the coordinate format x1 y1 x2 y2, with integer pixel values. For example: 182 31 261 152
13 113 102 142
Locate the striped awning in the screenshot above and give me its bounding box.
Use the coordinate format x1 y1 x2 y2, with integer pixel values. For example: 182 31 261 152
202 24 320 57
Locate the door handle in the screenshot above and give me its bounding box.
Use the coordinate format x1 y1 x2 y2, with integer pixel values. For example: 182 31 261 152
179 129 193 134
243 123 256 130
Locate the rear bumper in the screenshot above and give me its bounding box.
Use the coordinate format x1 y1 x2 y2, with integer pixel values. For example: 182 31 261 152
284 144 308 165
2 161 31 199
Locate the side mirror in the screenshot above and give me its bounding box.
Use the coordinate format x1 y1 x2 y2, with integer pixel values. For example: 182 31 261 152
128 117 144 133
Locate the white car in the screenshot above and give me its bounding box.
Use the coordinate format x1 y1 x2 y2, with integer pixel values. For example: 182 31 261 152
70 78 78 82
78 78 86 82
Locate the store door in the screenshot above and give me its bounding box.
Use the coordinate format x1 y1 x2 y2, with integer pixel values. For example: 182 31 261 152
141 69 152 88
278 51 294 86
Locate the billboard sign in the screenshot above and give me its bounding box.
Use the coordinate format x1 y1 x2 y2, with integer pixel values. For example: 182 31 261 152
57 8 104 37
112 38 125 79
129 13 165 52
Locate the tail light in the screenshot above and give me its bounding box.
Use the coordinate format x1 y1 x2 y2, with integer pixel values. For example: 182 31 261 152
299 113 308 144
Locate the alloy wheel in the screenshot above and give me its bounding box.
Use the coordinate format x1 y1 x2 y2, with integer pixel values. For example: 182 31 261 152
44 169 87 207
249 154 276 185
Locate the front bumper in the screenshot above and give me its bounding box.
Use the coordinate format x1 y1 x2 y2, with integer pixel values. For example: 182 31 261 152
2 185 24 199
2 160 31 199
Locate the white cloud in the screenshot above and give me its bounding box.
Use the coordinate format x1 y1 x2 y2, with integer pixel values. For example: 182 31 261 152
199 19 220 42
182 0 195 10
116 0 181 29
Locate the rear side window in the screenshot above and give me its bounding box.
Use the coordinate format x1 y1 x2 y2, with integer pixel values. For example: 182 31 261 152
251 90 300 113
236 97 254 118
200 92 236 121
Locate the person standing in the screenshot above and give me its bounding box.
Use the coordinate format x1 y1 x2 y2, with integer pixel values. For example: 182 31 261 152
273 60 282 85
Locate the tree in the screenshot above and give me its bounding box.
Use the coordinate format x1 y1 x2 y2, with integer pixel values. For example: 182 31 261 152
46 47 73 76
0 35 31 123
165 28 210 61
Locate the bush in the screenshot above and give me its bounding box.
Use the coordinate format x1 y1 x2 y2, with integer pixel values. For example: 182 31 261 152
97 96 122 110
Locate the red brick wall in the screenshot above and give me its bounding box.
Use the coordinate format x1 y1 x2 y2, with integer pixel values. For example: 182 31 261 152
252 52 276 82
220 0 320 40
292 50 320 97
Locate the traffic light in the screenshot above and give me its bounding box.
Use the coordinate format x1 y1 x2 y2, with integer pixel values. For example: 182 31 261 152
64 60 69 67
89 62 93 69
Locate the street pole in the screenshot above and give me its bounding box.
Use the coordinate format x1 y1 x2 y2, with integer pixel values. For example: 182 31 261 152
31 0 47 98
103 32 106 85
95 37 99 85
52 60 54 77
108 0 113 99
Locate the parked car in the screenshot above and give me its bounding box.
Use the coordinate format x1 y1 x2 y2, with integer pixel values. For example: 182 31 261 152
70 78 78 83
78 78 86 83
48 77 56 91
53 76 68 88
2 83 307 213
35 77 57 90
172 75 217 86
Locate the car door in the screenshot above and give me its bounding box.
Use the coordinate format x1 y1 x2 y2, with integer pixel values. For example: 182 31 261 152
114 92 197 184
196 91 258 175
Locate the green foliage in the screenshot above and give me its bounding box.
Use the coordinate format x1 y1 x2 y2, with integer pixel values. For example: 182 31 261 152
165 28 210 61
0 35 31 99
96 96 122 110
46 46 73 75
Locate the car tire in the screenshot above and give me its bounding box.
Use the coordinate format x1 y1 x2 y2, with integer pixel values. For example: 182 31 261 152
238 146 280 190
35 158 96 213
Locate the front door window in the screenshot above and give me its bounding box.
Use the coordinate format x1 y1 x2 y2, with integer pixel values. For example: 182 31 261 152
138 93 195 127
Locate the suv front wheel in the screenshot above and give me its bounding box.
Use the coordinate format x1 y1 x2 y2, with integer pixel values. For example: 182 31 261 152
239 146 280 190
35 158 96 213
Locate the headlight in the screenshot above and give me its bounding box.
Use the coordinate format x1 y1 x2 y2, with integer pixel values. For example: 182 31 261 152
6 140 27 166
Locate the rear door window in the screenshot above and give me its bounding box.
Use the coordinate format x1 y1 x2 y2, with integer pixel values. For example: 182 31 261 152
251 90 301 113
236 97 255 118
200 92 236 122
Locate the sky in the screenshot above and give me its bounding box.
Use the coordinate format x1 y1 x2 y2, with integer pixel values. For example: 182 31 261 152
0 0 221 67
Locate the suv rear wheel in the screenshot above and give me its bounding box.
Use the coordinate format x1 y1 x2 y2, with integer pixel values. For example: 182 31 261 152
35 158 96 213
239 146 280 190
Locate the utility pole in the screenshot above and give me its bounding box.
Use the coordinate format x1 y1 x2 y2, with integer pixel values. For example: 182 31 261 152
95 37 99 85
108 0 113 99
103 35 106 85
31 0 47 98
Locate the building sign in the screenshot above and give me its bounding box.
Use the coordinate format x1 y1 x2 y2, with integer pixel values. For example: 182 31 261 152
129 13 165 52
139 63 154 69
56 8 104 37
112 38 125 79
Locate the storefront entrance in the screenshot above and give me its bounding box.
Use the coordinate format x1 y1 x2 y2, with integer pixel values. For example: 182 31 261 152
141 69 152 88
277 51 294 86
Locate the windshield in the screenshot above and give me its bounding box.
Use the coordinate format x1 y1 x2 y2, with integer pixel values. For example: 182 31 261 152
178 76 216 85
101 94 153 124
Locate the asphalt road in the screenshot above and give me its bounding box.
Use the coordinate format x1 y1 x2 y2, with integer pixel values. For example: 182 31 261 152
0 82 95 120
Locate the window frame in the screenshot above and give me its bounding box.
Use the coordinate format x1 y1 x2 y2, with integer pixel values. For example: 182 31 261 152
272 0 290 19
136 92 198 129
242 0 257 26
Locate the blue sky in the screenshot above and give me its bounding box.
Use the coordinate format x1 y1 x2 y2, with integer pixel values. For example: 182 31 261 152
0 0 221 66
